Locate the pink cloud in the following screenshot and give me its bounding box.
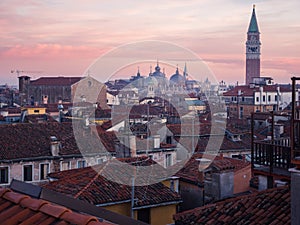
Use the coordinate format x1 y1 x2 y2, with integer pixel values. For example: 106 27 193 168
0 44 105 60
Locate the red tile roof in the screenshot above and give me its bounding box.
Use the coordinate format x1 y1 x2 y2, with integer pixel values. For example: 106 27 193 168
0 107 21 114
0 187 110 225
44 158 181 208
45 103 73 113
223 85 292 97
30 77 82 86
173 186 290 225
0 121 179 161
0 122 109 161
176 153 250 185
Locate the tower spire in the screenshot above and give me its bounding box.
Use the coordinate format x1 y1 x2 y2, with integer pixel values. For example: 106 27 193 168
245 5 261 85
137 66 140 77
248 4 259 33
149 65 152 76
183 62 188 79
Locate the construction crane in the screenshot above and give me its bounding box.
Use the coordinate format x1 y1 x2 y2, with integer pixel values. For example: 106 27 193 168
11 69 42 77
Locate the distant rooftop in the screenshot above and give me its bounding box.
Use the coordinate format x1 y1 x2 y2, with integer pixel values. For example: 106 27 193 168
30 77 82 86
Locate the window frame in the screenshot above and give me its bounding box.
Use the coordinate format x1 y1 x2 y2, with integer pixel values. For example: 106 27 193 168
23 164 34 182
60 161 71 171
0 166 9 184
165 154 172 167
77 160 86 168
39 163 50 181
97 158 104 164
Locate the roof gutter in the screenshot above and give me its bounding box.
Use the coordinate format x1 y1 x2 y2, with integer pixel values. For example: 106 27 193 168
0 153 106 163
96 199 131 207
132 200 182 210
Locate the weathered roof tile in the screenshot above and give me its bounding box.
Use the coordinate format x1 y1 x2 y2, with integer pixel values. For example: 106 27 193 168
174 187 290 225
44 157 181 208
0 187 110 225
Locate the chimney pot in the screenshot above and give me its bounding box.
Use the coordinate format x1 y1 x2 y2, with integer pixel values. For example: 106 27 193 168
50 136 60 156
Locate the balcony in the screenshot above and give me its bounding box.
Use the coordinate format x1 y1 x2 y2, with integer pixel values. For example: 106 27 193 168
252 138 292 177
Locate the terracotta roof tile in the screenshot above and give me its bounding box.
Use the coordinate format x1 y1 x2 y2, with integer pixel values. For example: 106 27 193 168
174 187 290 225
0 187 110 225
20 197 48 211
39 203 70 218
0 188 10 197
223 85 292 97
0 122 113 161
30 77 82 86
60 211 99 224
44 158 181 208
3 191 29 204
176 153 250 184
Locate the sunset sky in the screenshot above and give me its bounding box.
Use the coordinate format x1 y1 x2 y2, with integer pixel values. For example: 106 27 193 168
0 0 299 85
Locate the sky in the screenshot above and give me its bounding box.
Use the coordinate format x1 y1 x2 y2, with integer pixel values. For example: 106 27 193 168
0 0 299 86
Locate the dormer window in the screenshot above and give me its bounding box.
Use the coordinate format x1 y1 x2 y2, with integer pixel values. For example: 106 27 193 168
232 134 241 142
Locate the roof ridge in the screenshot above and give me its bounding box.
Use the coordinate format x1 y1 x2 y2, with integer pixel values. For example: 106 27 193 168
0 187 106 225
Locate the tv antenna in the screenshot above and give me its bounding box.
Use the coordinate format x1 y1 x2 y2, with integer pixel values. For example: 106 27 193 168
11 69 43 77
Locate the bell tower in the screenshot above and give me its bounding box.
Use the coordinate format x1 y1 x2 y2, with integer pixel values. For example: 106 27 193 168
245 5 261 85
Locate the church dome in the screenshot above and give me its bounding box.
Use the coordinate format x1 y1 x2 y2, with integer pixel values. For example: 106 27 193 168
170 68 185 85
151 62 165 78
144 76 159 86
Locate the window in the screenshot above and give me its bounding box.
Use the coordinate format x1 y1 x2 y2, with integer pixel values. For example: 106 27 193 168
137 208 150 224
61 161 70 171
166 136 172 144
97 158 104 164
77 160 86 168
165 154 172 167
256 97 259 102
34 110 40 113
23 165 33 181
275 95 278 101
40 163 49 180
268 95 271 102
263 95 266 102
170 179 179 193
0 167 9 184
242 97 245 102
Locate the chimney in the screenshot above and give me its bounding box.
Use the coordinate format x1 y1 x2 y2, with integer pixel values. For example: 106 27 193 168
58 104 64 123
203 158 234 202
50 136 60 156
242 154 246 162
114 139 122 158
169 176 179 193
129 135 137 157
153 135 160 149
83 115 89 128
219 153 224 160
